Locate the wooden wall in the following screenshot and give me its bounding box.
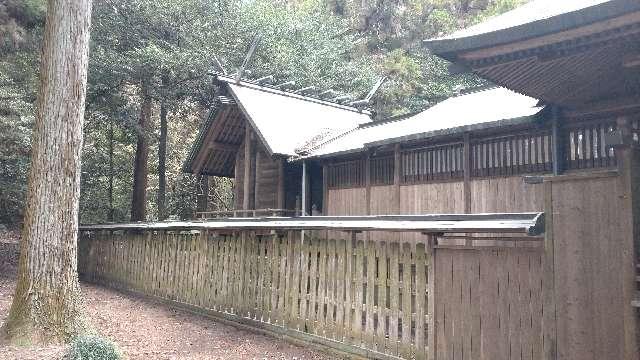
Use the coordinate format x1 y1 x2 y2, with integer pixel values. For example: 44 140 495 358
400 182 466 214
470 177 543 213
549 174 632 360
233 135 282 211
325 171 638 360
255 147 280 210
434 247 544 360
326 188 367 216
326 176 542 216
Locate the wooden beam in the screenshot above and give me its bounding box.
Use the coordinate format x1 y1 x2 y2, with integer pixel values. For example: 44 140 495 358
206 142 239 152
461 11 640 62
192 106 230 175
242 127 252 211
394 144 401 215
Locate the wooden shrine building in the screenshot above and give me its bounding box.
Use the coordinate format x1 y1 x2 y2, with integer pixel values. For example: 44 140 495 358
185 1 640 358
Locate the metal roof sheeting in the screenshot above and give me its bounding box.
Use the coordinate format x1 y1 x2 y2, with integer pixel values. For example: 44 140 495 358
226 80 372 156
308 87 544 157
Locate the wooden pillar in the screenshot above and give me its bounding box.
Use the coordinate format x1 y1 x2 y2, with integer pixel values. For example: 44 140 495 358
463 133 472 214
277 158 285 210
394 143 401 214
551 106 565 175
615 116 639 360
301 161 307 216
242 127 252 211
365 152 371 216
233 150 241 210
254 148 261 210
322 164 328 215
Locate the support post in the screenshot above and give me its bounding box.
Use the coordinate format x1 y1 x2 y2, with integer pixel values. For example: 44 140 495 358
242 127 253 212
277 158 285 210
615 116 639 360
365 152 371 216
463 133 473 246
394 144 401 214
463 133 472 214
551 106 565 175
254 148 261 210
301 161 307 216
322 164 328 215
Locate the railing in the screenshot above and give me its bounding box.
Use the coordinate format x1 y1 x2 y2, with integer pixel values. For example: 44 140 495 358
194 208 301 219
78 213 544 360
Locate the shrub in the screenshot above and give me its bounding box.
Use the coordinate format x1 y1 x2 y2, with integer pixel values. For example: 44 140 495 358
66 335 123 360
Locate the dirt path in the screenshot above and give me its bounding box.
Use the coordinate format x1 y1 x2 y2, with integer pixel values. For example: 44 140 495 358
0 232 330 359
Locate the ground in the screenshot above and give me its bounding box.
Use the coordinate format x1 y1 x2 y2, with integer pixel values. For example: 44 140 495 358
0 230 330 359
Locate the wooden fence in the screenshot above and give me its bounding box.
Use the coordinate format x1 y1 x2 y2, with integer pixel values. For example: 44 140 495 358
78 215 544 360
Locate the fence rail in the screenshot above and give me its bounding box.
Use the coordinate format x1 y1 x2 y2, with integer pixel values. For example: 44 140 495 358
78 214 544 360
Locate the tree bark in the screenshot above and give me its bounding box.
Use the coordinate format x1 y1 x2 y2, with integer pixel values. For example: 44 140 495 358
108 119 114 222
157 99 167 220
196 175 209 214
1 0 92 344
131 79 151 221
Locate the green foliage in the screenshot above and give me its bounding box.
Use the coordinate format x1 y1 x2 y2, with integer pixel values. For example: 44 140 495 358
67 335 123 360
0 0 529 226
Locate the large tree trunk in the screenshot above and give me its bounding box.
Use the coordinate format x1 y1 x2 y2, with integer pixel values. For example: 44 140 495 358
157 99 168 220
131 80 151 221
1 0 92 344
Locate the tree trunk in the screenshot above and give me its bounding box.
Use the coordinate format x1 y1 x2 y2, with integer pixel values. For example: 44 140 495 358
157 99 168 220
1 0 92 344
131 79 151 221
108 119 114 222
196 175 209 214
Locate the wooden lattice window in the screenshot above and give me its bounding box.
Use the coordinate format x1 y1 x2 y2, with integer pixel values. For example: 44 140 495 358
471 131 553 177
370 155 394 186
564 119 617 170
327 159 366 189
401 143 464 183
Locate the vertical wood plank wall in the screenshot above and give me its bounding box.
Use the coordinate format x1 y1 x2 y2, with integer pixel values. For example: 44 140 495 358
78 231 434 360
434 248 544 360
550 175 629 360
325 172 637 360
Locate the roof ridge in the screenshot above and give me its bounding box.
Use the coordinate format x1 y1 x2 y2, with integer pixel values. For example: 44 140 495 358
296 125 362 157
217 74 373 115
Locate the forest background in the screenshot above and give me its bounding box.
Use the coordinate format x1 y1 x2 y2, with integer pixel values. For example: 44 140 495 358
0 0 525 225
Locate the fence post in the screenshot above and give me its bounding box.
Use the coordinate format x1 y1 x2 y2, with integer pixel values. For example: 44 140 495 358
615 116 640 360
427 235 436 360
